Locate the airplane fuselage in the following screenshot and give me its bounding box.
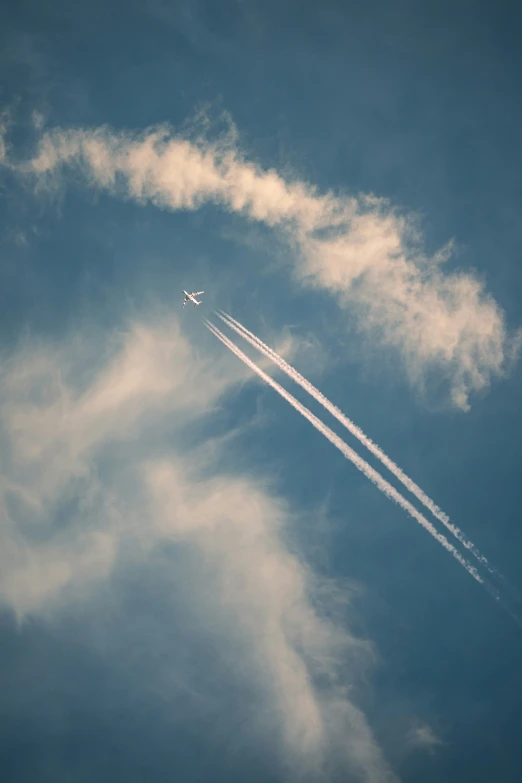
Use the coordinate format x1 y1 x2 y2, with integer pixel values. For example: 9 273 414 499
183 289 204 307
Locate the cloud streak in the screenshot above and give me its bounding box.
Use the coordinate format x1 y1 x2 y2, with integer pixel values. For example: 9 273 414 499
9 117 519 409
215 310 497 575
204 319 489 594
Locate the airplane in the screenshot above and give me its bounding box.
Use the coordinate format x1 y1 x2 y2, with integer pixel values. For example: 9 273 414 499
183 290 204 307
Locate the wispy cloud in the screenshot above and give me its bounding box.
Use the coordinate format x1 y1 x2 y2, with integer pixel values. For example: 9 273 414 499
0 315 241 616
0 312 394 781
8 116 520 409
405 723 445 756
0 110 9 163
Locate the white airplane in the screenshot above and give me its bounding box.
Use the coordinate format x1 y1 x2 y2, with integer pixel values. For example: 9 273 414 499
183 290 204 307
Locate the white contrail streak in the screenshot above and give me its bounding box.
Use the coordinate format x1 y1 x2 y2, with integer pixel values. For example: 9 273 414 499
205 318 489 592
216 311 495 575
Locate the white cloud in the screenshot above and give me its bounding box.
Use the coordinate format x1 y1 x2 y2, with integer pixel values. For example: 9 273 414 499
11 117 520 409
31 109 46 131
0 313 394 782
0 113 8 163
405 722 445 756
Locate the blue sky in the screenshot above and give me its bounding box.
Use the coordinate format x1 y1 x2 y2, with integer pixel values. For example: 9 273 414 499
1 1 522 781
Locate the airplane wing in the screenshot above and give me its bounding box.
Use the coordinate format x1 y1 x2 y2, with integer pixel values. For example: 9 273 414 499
194 291 204 296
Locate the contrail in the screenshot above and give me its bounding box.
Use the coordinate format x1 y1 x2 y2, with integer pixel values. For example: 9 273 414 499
216 310 496 575
204 318 490 593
